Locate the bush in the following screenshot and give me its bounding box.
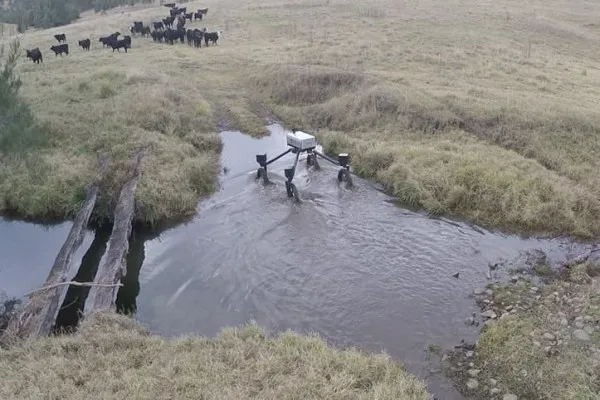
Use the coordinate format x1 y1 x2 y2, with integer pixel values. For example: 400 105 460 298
0 40 47 154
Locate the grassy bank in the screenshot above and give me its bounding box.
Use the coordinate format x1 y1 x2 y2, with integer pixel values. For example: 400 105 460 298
2 0 600 234
0 312 429 399
447 259 600 399
0 3 268 225
244 0 600 238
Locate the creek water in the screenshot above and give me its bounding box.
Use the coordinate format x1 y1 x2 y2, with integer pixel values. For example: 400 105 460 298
0 124 595 399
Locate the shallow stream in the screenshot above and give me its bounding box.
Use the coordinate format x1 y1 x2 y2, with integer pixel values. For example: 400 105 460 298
1 124 595 399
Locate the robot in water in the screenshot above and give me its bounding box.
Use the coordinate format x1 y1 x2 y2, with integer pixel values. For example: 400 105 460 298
255 129 353 201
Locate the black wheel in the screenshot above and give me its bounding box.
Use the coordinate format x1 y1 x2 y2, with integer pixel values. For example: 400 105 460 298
307 153 320 170
289 183 300 202
337 168 353 187
307 154 313 166
257 167 269 183
345 172 353 187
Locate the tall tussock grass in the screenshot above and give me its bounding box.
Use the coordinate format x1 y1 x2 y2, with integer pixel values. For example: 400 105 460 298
250 53 600 237
252 65 366 105
0 312 430 400
321 132 600 237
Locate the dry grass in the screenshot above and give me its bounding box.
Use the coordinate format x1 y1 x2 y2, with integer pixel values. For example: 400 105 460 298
0 312 429 400
461 269 600 399
1 0 600 234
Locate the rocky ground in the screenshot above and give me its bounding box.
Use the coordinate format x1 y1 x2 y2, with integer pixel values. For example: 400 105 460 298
444 249 600 400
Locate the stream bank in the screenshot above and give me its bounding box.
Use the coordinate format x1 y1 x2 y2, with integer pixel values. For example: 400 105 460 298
444 250 600 399
1 124 597 399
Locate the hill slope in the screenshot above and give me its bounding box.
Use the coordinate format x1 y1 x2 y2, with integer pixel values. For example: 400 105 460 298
1 0 600 236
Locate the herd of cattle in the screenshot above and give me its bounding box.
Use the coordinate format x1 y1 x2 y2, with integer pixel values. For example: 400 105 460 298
24 4 221 65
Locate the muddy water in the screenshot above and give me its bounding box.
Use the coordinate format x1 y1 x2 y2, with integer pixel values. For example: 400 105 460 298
0 220 93 299
131 124 593 397
0 124 595 399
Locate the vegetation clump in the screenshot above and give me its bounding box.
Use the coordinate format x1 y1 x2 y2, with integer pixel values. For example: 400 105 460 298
0 312 430 400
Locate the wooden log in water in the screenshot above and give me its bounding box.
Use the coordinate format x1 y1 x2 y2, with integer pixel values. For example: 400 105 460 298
7 155 109 339
85 148 147 314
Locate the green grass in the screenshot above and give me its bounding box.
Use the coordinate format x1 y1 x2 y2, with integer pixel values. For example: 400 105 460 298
2 0 600 235
0 312 430 400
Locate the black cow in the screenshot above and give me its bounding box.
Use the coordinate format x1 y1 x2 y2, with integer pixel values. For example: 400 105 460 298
186 28 194 45
78 38 91 51
163 16 174 28
170 8 179 17
204 30 221 46
192 29 205 48
164 2 175 7
142 26 151 36
184 12 193 21
179 7 187 14
99 32 120 47
151 30 165 42
153 21 164 30
193 12 203 21
122 35 132 48
130 21 144 34
53 33 66 43
109 39 129 52
50 43 69 56
25 47 43 64
176 14 186 29
164 28 185 45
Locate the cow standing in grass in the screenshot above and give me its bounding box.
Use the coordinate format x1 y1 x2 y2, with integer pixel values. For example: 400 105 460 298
50 44 69 56
130 21 144 35
54 33 66 43
204 31 221 46
99 32 120 47
163 16 174 28
26 48 43 64
109 39 130 53
79 39 91 51
193 29 206 48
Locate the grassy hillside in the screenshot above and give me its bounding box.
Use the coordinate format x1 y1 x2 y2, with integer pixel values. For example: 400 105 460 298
1 0 600 235
0 312 430 400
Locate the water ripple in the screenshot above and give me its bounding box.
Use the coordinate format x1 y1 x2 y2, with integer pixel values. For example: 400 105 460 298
127 124 595 399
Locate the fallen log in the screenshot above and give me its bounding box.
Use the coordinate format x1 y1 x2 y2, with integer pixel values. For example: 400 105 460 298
85 148 147 314
25 281 123 297
7 155 109 339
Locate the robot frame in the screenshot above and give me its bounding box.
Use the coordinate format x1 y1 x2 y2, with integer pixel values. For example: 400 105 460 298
255 129 353 202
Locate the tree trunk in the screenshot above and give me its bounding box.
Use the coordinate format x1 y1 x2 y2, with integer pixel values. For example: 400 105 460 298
7 156 108 339
85 148 147 314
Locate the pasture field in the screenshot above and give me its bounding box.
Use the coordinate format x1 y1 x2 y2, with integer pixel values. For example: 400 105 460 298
1 0 600 235
0 312 430 399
